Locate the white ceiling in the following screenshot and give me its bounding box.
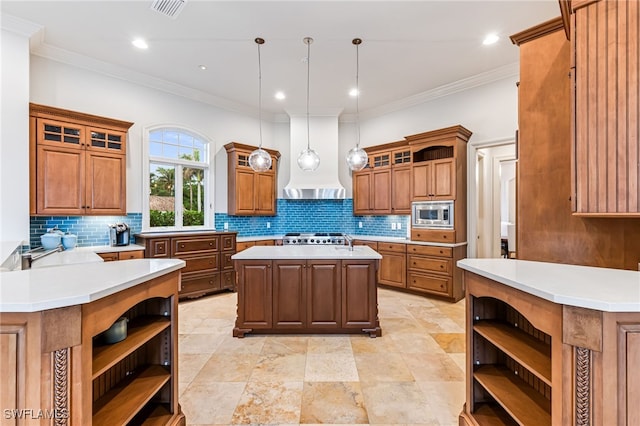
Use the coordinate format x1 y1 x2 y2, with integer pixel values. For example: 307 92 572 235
1 1 561 118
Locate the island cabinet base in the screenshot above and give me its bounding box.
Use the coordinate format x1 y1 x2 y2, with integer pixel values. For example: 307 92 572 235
233 259 381 338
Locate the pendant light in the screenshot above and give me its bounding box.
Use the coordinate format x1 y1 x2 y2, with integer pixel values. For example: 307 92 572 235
346 38 368 172
297 36 320 171
248 37 273 173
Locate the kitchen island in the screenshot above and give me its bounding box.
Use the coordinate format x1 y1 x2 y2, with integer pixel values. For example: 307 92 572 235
0 258 186 425
232 245 382 337
457 258 640 426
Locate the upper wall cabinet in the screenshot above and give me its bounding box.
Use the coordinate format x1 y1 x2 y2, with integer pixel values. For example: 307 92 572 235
570 0 640 215
225 142 281 216
29 103 133 216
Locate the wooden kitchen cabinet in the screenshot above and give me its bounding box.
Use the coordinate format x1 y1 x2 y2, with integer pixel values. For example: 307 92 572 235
225 142 280 216
272 260 341 329
29 103 132 216
411 157 455 200
352 142 411 215
406 243 466 302
570 0 640 216
135 231 237 299
97 249 145 262
377 242 406 288
234 258 380 337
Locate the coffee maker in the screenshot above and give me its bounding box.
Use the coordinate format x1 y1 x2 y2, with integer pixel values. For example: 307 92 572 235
109 223 130 246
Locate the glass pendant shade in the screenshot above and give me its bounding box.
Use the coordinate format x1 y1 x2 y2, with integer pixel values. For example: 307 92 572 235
249 148 272 172
346 146 368 171
297 148 320 171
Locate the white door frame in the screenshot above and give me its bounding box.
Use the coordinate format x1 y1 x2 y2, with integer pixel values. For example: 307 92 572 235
467 136 515 258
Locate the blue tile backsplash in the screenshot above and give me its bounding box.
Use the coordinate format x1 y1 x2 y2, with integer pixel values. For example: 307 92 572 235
29 200 408 246
215 199 410 238
29 213 142 248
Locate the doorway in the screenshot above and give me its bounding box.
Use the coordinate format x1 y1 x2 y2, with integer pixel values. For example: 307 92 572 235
468 139 515 258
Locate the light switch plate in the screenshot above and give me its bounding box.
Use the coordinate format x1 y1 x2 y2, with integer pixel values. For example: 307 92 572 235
391 223 397 230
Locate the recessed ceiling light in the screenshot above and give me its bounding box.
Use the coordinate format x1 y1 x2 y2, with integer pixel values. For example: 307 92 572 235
483 33 499 45
132 38 149 49
275 91 286 100
349 88 359 97
198 65 207 70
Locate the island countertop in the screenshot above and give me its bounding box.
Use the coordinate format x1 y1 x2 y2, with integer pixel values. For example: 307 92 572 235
457 258 640 312
0 258 185 312
231 245 382 260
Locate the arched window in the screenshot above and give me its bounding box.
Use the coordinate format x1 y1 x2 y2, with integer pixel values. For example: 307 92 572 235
143 126 211 230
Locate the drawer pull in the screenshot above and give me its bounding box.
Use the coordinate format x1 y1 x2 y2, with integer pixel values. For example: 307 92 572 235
413 262 416 265
209 280 213 284
180 244 185 248
440 265 444 268
209 242 213 246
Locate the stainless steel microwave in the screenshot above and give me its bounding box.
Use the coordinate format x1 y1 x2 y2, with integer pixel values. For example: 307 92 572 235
411 201 454 229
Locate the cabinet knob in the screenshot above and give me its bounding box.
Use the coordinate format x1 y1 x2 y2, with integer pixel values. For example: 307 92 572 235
439 250 443 254
440 265 444 268
209 280 213 284
413 262 416 265
181 244 185 248
209 242 213 246
443 235 447 239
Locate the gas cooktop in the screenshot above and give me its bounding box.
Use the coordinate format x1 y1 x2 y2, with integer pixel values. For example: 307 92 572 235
283 232 345 245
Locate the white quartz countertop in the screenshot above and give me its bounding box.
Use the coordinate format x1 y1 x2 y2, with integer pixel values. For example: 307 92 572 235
458 258 640 312
25 244 146 269
0 258 185 312
232 245 382 260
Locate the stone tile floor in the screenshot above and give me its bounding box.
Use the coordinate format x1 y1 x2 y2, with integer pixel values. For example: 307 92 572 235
178 288 466 425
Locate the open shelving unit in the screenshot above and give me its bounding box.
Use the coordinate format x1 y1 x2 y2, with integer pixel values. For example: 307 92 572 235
467 294 559 426
81 273 184 426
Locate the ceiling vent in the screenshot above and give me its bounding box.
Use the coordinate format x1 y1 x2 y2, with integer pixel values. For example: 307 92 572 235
150 0 187 19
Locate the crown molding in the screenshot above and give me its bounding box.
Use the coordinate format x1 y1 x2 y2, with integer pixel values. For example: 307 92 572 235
1 14 42 37
359 62 519 121
30 42 278 121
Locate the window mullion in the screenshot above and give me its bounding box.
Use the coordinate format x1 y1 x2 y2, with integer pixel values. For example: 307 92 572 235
175 165 184 228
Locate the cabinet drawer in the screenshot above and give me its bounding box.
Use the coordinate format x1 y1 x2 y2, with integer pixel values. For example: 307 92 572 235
147 239 170 258
181 254 219 275
180 273 221 296
172 236 219 255
408 272 450 295
221 234 235 251
221 250 234 270
377 242 406 253
407 244 452 258
408 255 452 275
354 240 378 250
97 252 118 262
119 250 144 260
236 241 255 252
411 229 456 244
221 271 235 290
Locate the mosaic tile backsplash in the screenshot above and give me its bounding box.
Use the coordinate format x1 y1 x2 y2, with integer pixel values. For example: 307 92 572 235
215 199 410 238
29 213 142 248
29 200 408 246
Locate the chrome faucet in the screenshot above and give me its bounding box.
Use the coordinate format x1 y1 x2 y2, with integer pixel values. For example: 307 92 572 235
21 245 63 270
344 234 354 251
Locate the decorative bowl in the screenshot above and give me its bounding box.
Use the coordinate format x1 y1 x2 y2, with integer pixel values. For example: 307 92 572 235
62 234 77 250
40 233 61 250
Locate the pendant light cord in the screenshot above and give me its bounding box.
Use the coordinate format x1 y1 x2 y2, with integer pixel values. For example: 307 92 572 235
256 38 264 149
355 39 360 149
306 38 311 151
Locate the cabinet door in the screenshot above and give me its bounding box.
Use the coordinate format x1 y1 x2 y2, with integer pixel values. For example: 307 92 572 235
573 0 640 214
432 158 455 199
86 127 126 155
371 169 391 214
391 166 412 214
255 172 276 214
36 144 85 215
307 260 341 328
379 251 406 288
85 151 126 215
341 260 376 328
235 170 255 214
412 162 431 199
35 118 84 149
118 250 144 260
273 260 305 329
353 172 372 214
236 261 272 329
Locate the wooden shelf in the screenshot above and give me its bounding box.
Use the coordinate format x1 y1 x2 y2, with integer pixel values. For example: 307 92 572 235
141 405 174 426
92 365 170 426
474 320 552 385
92 316 170 379
474 365 551 426
472 403 518 426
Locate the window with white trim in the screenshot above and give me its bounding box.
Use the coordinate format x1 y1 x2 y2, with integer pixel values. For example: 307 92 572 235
144 127 211 230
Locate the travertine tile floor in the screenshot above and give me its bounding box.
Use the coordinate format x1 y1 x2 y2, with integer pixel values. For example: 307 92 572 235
178 288 466 426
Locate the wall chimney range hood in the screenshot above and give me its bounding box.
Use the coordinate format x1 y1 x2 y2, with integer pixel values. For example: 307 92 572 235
283 110 346 199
